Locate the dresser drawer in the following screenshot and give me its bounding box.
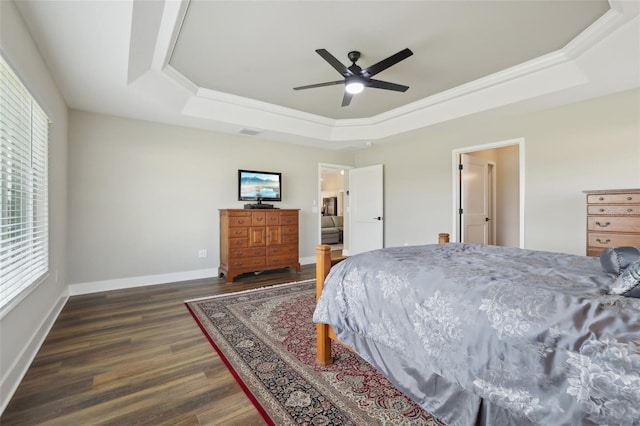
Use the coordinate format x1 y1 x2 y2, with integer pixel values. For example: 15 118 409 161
281 234 298 245
229 216 252 227
267 245 297 257
228 227 249 238
587 233 640 248
587 248 606 257
229 257 265 269
266 254 298 267
251 211 266 226
282 225 298 235
266 211 280 225
280 214 298 226
588 193 640 204
587 216 640 233
230 247 265 259
588 205 640 215
229 238 249 249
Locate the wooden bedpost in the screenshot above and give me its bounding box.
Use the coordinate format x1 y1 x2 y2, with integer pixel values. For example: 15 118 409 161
316 245 333 366
438 233 450 244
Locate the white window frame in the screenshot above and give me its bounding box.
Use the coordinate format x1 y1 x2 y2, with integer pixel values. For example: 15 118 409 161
0 54 50 315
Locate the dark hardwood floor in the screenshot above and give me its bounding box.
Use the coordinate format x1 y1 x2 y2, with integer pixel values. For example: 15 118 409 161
1 265 315 425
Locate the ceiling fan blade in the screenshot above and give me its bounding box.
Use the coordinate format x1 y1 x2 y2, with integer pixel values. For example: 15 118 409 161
367 79 409 92
363 48 413 78
293 80 344 90
316 49 350 76
341 92 353 107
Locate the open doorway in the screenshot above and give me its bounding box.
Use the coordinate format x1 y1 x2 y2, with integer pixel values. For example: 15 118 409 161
451 138 525 248
318 163 350 256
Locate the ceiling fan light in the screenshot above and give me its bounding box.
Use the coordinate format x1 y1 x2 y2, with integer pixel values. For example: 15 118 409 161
345 80 364 94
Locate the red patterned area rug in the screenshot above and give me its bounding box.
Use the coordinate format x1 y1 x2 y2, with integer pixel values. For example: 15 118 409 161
185 280 444 426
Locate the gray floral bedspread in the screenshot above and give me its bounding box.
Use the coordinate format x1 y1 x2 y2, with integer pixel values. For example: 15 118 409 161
313 243 640 426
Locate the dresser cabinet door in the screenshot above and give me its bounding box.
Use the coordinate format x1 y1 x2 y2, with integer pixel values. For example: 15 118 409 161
266 226 281 245
249 227 266 246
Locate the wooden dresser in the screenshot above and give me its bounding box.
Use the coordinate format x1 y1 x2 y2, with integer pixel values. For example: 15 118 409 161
219 209 300 282
583 189 640 256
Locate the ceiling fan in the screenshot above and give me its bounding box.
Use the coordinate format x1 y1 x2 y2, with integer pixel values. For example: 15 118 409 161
293 48 413 107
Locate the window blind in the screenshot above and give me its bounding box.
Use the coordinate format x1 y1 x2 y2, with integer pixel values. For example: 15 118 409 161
0 55 49 310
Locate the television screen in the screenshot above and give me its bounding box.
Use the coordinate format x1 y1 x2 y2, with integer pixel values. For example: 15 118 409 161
238 169 282 201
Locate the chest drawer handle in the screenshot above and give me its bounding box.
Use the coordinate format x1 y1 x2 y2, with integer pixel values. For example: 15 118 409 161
595 238 611 244
595 221 611 228
238 219 245 224
628 208 633 213
599 197 604 201
627 196 633 201
599 208 605 212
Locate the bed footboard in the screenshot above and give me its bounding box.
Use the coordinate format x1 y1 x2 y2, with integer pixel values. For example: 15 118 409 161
315 234 449 366
315 245 347 366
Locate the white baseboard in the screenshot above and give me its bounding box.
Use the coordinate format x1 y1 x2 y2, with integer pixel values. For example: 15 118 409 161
70 258 319 296
68 268 220 296
0 293 68 415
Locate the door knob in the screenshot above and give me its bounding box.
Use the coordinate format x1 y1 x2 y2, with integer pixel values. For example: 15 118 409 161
373 216 382 220
485 217 490 221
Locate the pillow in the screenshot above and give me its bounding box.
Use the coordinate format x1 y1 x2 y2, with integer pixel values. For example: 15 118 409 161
609 258 640 298
599 246 640 275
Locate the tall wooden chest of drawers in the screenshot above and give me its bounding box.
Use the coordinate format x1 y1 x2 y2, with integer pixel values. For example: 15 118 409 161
219 209 300 282
583 189 640 257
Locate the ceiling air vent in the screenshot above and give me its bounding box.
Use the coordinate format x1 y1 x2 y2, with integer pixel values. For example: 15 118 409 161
239 128 262 136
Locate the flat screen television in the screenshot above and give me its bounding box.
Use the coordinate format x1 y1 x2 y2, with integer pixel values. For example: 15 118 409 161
238 169 282 202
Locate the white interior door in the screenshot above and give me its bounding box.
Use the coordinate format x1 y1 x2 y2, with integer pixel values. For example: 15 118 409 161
461 154 489 244
348 164 383 255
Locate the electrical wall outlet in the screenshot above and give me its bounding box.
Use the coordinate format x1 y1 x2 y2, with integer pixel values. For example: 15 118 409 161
198 249 207 258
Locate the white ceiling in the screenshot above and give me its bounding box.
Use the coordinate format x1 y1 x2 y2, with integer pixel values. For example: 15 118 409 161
13 0 640 150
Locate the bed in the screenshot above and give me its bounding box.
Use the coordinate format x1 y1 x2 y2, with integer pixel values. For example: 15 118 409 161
312 240 640 426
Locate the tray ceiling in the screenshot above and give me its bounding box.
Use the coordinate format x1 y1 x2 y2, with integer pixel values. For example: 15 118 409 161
12 0 640 149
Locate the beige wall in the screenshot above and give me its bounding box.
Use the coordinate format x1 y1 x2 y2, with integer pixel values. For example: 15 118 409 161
354 89 640 255
0 0 69 411
496 145 520 247
67 110 354 287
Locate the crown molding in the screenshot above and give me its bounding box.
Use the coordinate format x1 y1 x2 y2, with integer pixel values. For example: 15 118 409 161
143 0 638 147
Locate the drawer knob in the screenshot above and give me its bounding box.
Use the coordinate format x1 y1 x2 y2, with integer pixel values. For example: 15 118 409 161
599 208 605 212
238 219 245 224
596 238 611 244
595 221 611 228
627 196 633 201
628 208 633 213
599 197 604 201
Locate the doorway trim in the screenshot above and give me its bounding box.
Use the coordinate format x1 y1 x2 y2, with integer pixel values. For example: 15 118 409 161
451 137 525 248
